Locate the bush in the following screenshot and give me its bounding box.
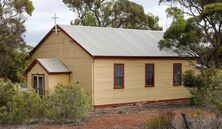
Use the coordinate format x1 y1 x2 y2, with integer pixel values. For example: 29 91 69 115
0 79 43 124
44 82 91 121
183 70 201 88
21 89 44 118
189 89 205 106
183 69 222 115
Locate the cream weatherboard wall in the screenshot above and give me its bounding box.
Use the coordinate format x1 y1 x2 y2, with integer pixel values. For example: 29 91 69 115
93 59 196 106
29 31 93 96
48 74 70 93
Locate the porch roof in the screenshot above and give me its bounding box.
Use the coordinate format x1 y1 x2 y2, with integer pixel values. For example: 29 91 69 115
26 58 71 74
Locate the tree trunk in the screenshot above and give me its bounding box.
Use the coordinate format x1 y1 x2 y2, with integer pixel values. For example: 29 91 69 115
181 113 190 129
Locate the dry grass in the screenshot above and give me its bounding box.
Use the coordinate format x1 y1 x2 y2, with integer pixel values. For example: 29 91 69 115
0 105 220 129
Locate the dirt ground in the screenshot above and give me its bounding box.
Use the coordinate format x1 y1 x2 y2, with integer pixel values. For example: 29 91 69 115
0 104 215 129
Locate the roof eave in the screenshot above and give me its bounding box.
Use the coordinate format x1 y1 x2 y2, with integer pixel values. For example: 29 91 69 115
30 27 55 56
94 55 198 59
48 71 72 74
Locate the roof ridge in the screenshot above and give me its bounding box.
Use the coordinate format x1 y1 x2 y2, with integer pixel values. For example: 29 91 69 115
58 24 163 32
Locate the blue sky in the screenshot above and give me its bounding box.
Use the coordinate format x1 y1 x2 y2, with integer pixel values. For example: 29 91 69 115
24 0 169 46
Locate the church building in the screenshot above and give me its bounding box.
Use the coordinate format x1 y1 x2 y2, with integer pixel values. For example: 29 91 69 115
26 24 197 106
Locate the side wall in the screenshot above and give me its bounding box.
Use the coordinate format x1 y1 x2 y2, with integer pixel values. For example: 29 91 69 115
29 31 93 97
93 59 196 106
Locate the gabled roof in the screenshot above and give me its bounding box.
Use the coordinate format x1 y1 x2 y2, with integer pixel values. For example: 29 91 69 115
59 25 178 57
26 58 71 74
31 24 192 58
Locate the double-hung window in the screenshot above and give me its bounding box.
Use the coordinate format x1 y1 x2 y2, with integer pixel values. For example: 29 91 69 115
32 74 45 97
173 63 182 86
145 64 154 87
114 64 124 89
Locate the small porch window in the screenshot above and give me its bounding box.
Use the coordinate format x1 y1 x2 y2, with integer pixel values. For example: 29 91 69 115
32 74 45 97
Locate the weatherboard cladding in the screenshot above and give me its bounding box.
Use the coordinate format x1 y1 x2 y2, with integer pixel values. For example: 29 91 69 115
58 25 179 57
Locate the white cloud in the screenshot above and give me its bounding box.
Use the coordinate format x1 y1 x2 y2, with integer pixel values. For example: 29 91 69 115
24 0 75 46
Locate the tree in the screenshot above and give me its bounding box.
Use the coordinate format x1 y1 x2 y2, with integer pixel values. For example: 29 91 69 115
158 0 222 68
0 0 34 82
63 0 162 30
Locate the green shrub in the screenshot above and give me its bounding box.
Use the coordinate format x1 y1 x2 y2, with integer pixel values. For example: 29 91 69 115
183 69 222 115
189 89 205 106
21 88 44 118
145 113 169 129
0 79 43 124
44 82 91 121
183 70 201 88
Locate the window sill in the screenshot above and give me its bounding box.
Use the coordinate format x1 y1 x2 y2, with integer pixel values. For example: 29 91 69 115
145 85 154 88
114 87 124 89
173 84 182 86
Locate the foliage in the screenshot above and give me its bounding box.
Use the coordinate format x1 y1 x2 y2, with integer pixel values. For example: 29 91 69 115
0 0 34 82
0 79 43 124
16 45 33 80
44 82 91 121
183 69 222 114
63 0 162 30
145 113 169 129
183 70 201 89
159 0 222 68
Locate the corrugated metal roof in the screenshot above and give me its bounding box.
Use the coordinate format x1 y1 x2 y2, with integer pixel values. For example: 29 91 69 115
59 24 178 57
37 58 71 73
